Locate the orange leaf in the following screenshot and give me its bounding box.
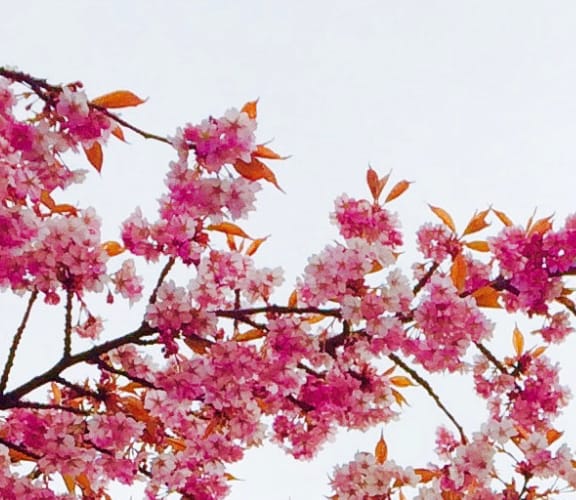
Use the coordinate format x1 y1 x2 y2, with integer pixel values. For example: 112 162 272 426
512 325 524 356
234 329 267 342
241 99 258 119
531 345 547 358
528 215 553 236
375 431 388 464
472 286 501 308
62 474 76 494
429 205 457 233
40 190 56 210
111 126 125 142
207 222 251 239
234 157 283 191
166 437 187 452
415 468 438 483
305 315 327 324
462 209 490 236
184 335 213 355
51 382 62 405
383 365 395 376
450 253 467 292
492 209 513 227
384 180 411 203
83 142 103 172
464 241 490 252
91 90 146 109
254 144 286 160
288 290 298 308
246 237 268 256
101 241 125 257
390 376 414 387
367 167 384 201
226 233 237 251
52 203 78 216
546 428 563 445
391 388 408 406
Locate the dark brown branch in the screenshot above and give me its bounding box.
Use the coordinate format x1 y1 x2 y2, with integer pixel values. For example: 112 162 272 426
413 261 440 296
388 352 468 444
63 290 73 358
474 341 508 374
93 357 157 389
0 436 41 460
0 322 156 408
148 257 175 306
0 289 38 394
10 401 91 416
215 305 341 318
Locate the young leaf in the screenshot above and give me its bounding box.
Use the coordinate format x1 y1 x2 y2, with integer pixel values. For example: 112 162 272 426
414 468 438 483
52 204 78 216
391 388 408 406
288 290 298 308
241 99 258 119
462 209 490 236
429 205 457 233
101 241 125 256
246 237 268 256
91 90 146 108
207 222 251 239
513 325 524 356
62 474 76 494
83 142 103 172
390 376 414 387
234 329 267 342
450 253 467 292
254 144 286 160
40 190 56 210
367 167 382 201
226 233 237 251
375 431 388 464
492 208 513 227
384 180 411 203
527 215 553 236
546 428 563 445
111 126 125 142
234 157 283 192
472 286 501 308
464 240 490 252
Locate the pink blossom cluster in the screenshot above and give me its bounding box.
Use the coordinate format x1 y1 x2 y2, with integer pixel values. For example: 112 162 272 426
332 195 403 247
417 223 462 262
406 275 494 372
176 107 256 173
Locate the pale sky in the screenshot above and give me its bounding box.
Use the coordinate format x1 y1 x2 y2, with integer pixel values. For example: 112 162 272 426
4 1 576 498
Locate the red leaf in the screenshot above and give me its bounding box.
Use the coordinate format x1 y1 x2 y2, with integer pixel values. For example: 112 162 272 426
91 90 146 109
367 167 381 201
234 157 283 191
83 142 103 172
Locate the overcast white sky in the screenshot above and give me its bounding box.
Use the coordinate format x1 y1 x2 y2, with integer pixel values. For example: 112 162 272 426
4 1 576 498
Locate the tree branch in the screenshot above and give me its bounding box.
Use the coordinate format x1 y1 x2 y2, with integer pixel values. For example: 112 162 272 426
0 289 38 395
388 352 468 444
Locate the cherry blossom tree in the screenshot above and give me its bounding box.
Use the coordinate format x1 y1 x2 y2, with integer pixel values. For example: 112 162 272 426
0 67 575 499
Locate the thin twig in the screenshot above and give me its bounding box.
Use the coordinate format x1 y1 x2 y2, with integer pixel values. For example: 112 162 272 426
413 261 440 296
93 357 157 389
388 352 468 444
0 289 38 394
474 341 508 374
0 436 41 460
148 257 175 306
63 289 73 358
10 401 91 416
